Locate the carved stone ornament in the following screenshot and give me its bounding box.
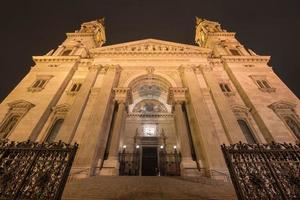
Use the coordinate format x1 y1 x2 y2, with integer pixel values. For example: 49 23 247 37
168 87 188 104
90 39 211 56
7 100 35 112
113 87 133 104
268 100 297 111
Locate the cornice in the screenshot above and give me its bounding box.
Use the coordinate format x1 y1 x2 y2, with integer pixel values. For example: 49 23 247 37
221 55 270 64
66 32 94 38
90 51 209 57
127 113 174 118
32 56 80 64
208 32 236 37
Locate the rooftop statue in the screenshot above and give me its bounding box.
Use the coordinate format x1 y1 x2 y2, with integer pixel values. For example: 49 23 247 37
79 18 106 46
195 17 225 47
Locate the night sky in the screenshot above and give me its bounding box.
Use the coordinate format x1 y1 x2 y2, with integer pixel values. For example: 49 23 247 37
0 0 299 101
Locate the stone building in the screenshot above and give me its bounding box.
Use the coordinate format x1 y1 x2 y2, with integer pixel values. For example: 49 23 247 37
0 17 299 180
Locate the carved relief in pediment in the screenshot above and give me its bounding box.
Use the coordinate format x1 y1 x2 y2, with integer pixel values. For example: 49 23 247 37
91 39 207 55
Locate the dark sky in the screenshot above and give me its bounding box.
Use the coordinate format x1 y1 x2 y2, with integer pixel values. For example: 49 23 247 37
0 0 299 101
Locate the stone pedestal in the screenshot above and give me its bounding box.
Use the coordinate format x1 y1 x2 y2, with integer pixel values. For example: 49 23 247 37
180 159 200 177
100 158 120 176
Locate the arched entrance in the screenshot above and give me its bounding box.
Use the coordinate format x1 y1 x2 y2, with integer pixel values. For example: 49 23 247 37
120 74 181 176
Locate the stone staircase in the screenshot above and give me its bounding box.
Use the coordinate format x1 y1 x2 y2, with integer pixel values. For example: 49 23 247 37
62 176 237 200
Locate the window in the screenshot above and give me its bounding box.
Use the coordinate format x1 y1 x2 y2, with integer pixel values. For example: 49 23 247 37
256 80 271 89
43 104 69 142
284 116 300 140
28 75 53 92
0 100 34 138
32 79 46 88
67 81 82 96
250 75 275 93
232 105 260 143
219 83 231 92
70 83 82 92
269 101 300 141
229 49 241 56
61 49 72 56
219 82 235 96
45 118 64 143
237 119 257 144
0 115 20 138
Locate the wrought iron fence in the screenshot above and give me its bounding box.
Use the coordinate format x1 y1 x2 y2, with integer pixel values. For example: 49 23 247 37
221 142 300 200
119 150 140 176
159 149 181 176
0 140 78 200
119 149 181 176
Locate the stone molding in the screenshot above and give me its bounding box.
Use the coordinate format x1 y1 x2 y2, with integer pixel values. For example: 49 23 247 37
221 55 270 64
66 32 94 38
51 103 70 117
168 87 188 104
113 87 133 104
207 32 236 37
32 56 80 64
7 100 35 112
127 113 174 118
268 100 297 111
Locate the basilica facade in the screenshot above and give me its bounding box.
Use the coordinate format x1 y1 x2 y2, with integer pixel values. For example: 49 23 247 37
0 18 299 179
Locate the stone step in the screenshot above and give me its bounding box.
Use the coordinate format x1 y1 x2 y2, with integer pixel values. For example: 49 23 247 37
62 176 237 200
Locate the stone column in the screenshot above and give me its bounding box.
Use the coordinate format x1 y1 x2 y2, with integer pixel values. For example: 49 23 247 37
71 65 121 178
56 65 100 143
169 87 199 176
197 65 246 143
179 65 227 177
100 88 132 176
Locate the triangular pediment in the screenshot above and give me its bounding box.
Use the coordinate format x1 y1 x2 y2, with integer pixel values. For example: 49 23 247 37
90 39 211 55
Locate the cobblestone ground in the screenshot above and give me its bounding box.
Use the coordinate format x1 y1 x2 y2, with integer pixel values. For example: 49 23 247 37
62 176 237 200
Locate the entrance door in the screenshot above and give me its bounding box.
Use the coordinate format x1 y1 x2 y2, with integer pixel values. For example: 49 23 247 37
142 147 158 176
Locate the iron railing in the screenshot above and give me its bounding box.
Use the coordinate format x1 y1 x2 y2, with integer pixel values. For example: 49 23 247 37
0 140 78 200
159 149 181 176
119 149 181 176
119 150 140 176
221 142 300 200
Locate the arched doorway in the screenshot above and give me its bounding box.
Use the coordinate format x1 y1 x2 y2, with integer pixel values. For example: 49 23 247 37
120 74 180 176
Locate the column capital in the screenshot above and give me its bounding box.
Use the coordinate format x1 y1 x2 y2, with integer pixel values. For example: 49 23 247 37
178 65 196 73
168 87 188 105
99 65 123 74
113 87 133 104
88 64 102 71
178 64 212 74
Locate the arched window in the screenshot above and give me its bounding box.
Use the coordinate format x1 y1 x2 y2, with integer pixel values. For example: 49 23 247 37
0 115 20 138
61 49 72 56
237 119 257 144
45 118 64 143
284 116 300 140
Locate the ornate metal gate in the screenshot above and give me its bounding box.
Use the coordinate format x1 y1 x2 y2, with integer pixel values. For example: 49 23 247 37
0 140 78 200
119 148 181 176
159 148 180 176
221 142 300 200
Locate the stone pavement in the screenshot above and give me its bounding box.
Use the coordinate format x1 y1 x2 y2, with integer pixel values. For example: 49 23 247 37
62 176 237 200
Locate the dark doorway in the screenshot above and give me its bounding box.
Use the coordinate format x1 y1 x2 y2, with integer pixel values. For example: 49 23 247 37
142 147 158 176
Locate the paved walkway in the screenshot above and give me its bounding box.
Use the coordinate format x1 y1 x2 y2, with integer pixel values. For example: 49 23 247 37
62 176 237 200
